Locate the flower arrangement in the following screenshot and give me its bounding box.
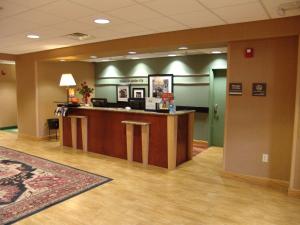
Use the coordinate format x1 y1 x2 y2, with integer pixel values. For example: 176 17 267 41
77 81 94 104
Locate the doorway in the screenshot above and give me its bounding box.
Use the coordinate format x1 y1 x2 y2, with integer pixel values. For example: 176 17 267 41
210 69 227 147
0 61 18 135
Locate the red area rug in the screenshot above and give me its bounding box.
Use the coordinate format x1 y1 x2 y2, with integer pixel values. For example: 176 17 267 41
0 146 111 225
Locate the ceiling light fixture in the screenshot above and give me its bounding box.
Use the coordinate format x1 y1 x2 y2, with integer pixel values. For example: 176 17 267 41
27 34 40 39
94 18 110 24
90 55 97 59
211 51 222 54
131 57 139 60
128 51 136 54
178 46 188 50
168 54 177 57
60 59 66 62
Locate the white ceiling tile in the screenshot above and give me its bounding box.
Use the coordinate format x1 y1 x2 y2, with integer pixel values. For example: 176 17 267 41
170 10 225 28
7 0 58 8
24 27 69 39
108 5 162 22
75 13 126 26
11 9 67 26
37 0 97 19
198 0 258 9
153 25 189 33
143 0 206 15
108 22 151 34
0 0 28 18
69 0 136 12
49 20 98 34
213 2 268 23
134 0 153 2
84 27 119 38
134 16 184 30
261 0 300 18
0 35 31 48
0 18 41 38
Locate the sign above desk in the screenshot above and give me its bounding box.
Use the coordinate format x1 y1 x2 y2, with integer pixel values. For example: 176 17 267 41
95 74 210 86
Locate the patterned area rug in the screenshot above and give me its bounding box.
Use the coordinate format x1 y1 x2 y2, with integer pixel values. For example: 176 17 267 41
192 143 208 157
0 146 112 225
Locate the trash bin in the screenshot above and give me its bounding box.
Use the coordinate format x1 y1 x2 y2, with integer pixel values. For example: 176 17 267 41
47 118 59 140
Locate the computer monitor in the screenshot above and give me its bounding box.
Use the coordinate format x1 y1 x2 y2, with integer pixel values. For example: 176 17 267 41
128 98 145 110
91 98 107 107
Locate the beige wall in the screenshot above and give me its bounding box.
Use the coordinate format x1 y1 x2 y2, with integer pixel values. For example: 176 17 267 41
225 37 298 181
0 63 17 128
16 57 37 137
37 61 94 137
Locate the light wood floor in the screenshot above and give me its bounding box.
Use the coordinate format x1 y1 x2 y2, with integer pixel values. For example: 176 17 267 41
1 131 300 225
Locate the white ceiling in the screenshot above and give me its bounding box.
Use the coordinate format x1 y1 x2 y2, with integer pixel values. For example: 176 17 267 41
84 47 228 62
0 0 299 55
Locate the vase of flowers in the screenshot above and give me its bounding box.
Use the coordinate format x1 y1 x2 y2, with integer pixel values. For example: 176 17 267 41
77 82 94 106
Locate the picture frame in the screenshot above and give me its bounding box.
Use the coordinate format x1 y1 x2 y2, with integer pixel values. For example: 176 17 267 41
116 85 130 102
132 88 146 99
148 74 174 98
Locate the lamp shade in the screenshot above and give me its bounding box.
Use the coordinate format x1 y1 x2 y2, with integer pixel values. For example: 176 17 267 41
59 73 76 86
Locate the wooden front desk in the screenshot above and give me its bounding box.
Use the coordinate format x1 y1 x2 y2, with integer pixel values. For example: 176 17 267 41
60 107 194 169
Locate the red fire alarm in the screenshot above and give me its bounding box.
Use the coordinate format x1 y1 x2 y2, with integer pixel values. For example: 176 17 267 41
245 48 254 58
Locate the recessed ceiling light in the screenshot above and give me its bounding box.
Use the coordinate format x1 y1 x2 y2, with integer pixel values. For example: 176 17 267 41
27 34 40 39
90 55 97 59
168 54 177 57
178 46 188 50
211 51 222 54
128 51 136 54
94 18 110 24
59 59 65 62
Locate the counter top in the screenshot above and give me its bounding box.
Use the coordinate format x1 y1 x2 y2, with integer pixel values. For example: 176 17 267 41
74 106 195 116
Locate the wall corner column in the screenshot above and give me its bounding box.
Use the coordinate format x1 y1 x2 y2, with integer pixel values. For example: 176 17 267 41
289 35 300 198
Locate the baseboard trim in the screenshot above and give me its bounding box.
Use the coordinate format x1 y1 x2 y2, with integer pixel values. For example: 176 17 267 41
18 133 59 141
288 188 300 198
221 171 289 191
193 139 208 148
0 125 17 130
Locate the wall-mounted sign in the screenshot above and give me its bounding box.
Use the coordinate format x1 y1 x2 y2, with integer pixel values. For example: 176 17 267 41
252 83 267 96
229 83 242 95
119 78 144 84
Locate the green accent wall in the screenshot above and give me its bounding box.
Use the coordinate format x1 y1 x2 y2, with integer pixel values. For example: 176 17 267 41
94 54 227 141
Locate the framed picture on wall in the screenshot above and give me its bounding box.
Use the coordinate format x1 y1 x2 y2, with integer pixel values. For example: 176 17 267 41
132 88 145 98
116 85 130 102
148 74 174 98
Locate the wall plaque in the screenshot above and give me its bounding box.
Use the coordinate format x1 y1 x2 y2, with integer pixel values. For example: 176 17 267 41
229 83 242 95
252 83 267 96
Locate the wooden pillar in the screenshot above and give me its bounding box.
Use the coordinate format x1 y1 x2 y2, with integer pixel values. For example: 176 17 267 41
125 124 134 162
68 116 88 151
141 125 150 166
187 112 195 160
167 115 178 170
70 117 77 149
58 116 63 147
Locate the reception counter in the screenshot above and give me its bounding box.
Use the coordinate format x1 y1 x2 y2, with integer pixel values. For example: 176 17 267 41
60 107 194 169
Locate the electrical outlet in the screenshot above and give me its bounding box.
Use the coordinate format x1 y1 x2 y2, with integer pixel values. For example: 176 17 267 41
262 154 269 163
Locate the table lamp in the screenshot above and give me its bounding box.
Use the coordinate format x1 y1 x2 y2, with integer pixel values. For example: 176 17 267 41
59 73 76 103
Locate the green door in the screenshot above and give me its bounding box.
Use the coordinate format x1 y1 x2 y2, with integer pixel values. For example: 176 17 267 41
211 69 227 147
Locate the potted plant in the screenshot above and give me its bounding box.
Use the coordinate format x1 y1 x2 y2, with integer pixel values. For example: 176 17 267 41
77 82 94 105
